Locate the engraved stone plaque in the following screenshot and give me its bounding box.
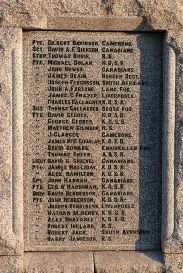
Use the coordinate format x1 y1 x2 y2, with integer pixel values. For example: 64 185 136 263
23 31 163 251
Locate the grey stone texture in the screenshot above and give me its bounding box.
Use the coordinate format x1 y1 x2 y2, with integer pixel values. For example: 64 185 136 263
0 256 23 273
0 0 183 272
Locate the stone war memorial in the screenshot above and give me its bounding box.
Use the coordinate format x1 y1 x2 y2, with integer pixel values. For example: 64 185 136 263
0 1 183 273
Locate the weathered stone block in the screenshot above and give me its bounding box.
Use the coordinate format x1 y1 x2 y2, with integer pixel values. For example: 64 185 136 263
24 252 94 273
94 251 164 273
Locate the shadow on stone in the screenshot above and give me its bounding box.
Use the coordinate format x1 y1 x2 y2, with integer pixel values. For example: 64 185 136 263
135 17 154 31
135 33 163 252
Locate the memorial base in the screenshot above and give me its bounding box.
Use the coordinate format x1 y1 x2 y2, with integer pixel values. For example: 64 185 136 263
0 251 182 273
